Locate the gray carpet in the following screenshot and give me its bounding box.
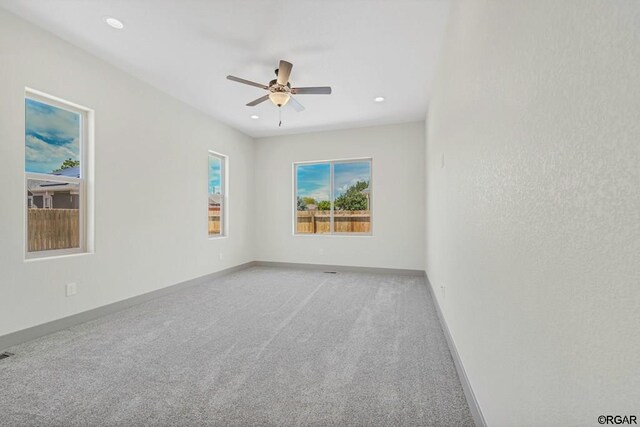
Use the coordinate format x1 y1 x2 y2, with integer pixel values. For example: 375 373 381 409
0 267 473 426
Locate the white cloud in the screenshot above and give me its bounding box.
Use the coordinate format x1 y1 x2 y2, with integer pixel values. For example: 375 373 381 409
336 177 365 196
25 134 79 173
26 100 80 142
305 187 331 202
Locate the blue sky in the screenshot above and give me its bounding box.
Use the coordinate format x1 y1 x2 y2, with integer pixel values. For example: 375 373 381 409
297 161 370 202
296 163 330 201
208 155 222 194
25 98 80 174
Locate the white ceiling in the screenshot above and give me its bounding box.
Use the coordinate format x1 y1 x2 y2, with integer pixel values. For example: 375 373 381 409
0 0 449 137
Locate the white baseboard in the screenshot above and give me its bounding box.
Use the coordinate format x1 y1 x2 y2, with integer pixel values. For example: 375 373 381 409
0 261 257 351
424 273 487 427
254 260 425 276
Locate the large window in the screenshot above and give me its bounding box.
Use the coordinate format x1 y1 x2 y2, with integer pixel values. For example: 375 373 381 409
208 151 226 237
25 91 91 258
294 158 372 235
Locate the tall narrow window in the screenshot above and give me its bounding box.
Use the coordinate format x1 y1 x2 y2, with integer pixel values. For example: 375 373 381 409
208 151 226 237
25 92 90 257
294 158 372 235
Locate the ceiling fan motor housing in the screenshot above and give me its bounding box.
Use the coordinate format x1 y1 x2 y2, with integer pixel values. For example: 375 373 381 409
269 79 291 89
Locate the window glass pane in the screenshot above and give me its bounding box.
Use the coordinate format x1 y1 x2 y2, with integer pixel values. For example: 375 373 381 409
333 161 371 233
25 98 81 175
27 179 80 252
296 163 331 234
208 155 223 236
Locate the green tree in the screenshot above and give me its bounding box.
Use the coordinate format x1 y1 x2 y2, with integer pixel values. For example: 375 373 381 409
54 158 80 172
334 181 369 211
302 197 317 206
297 196 307 211
317 200 331 211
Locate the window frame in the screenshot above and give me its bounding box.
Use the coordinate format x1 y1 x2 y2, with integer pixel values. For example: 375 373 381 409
292 157 373 237
207 150 228 239
24 89 93 260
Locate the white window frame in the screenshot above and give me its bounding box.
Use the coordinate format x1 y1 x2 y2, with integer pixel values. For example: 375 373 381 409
208 150 228 238
24 89 94 260
293 157 373 236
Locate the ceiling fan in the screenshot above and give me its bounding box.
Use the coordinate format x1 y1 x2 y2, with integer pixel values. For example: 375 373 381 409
226 60 332 118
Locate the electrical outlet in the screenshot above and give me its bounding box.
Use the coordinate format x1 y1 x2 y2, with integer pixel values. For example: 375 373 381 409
66 282 77 297
219 253 223 260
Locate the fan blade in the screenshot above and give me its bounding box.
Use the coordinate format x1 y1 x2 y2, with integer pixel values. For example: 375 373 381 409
291 86 332 95
246 94 270 106
288 96 305 112
227 75 268 90
277 60 293 85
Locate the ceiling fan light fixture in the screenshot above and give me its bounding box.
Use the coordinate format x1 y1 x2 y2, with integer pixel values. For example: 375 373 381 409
269 92 290 107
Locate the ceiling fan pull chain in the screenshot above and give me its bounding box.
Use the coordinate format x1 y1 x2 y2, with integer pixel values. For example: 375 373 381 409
279 107 282 127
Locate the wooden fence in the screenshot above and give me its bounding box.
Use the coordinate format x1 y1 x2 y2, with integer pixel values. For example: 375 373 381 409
27 208 369 249
208 208 221 235
28 209 79 252
296 210 370 234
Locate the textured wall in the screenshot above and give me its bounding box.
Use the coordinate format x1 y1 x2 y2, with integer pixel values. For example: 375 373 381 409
0 9 255 338
426 1 640 426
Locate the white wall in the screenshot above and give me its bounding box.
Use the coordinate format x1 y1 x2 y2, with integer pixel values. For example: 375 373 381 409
0 9 255 337
426 1 640 426
254 123 425 270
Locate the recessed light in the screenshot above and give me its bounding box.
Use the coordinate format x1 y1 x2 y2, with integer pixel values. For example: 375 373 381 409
250 115 259 120
104 17 124 30
374 96 385 103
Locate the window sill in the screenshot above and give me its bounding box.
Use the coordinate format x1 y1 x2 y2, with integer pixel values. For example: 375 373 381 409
292 233 373 237
24 251 93 263
208 235 228 240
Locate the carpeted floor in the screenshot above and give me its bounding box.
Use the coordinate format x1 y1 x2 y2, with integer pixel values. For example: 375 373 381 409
0 267 473 426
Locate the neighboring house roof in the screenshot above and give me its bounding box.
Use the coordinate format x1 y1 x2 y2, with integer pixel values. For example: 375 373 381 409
27 167 80 195
29 183 78 194
28 181 77 195
52 166 80 178
208 194 222 205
